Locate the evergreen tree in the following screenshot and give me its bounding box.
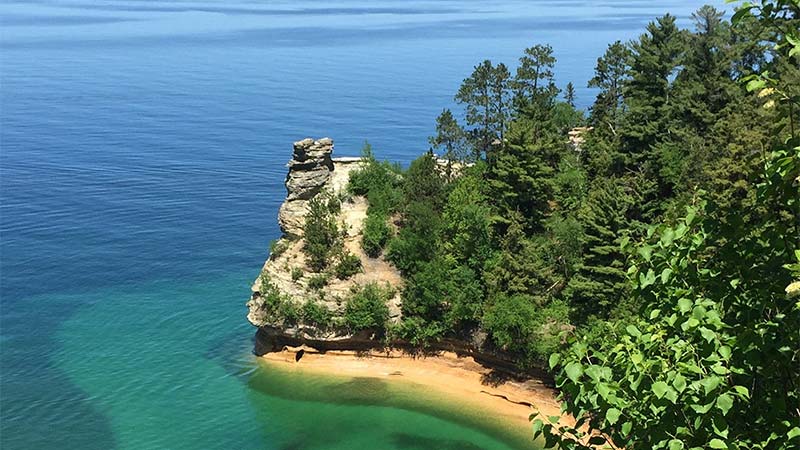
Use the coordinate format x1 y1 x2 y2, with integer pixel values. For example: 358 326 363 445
402 151 446 210
429 108 468 167
455 60 511 159
564 82 576 107
514 44 558 103
564 178 632 320
588 40 631 139
621 14 685 219
484 124 554 231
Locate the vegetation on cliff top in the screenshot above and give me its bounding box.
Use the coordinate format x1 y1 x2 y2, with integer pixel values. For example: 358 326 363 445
347 1 799 449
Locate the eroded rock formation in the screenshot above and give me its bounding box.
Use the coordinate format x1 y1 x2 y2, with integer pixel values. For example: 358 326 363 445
278 138 334 237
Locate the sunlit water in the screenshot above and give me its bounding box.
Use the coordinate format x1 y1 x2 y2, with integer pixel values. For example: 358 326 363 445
1 1 725 448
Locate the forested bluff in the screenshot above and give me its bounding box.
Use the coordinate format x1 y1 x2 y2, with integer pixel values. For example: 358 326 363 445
247 3 799 450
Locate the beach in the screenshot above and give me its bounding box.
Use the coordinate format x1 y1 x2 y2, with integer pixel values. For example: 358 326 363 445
258 346 570 447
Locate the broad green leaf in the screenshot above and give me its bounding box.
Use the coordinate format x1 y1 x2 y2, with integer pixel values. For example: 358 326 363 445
606 408 621 425
673 373 687 392
652 381 669 399
640 268 656 288
626 324 642 338
717 394 734 415
661 228 675 246
549 353 560 370
638 245 653 262
709 438 728 449
733 385 749 399
700 376 722 395
700 327 716 342
564 362 583 383
746 78 766 92
788 427 800 440
621 422 632 436
532 419 543 439
678 298 693 313
661 268 673 284
669 439 684 450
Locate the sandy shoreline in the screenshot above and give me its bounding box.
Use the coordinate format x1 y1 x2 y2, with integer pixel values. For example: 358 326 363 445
258 346 569 445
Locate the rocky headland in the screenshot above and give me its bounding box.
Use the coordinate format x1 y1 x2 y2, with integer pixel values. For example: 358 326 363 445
247 137 553 374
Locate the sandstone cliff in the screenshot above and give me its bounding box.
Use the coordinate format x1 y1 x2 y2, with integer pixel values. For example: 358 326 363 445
247 138 403 349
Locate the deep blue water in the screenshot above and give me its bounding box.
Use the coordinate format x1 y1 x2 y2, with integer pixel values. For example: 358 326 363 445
1 1 726 448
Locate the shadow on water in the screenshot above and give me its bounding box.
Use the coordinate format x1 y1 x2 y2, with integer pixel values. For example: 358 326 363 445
0 295 117 449
391 432 487 450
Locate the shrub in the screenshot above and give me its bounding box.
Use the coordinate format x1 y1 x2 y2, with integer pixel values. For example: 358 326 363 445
343 282 393 333
301 298 332 329
291 267 304 281
361 213 391 257
390 316 445 347
269 239 290 259
277 300 300 325
386 202 440 274
334 252 362 280
307 273 329 291
258 273 299 325
303 192 342 271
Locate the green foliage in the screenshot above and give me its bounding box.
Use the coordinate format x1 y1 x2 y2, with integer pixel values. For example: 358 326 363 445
484 125 554 232
361 213 391 258
348 142 402 215
307 273 329 291
402 152 447 210
334 252 362 280
269 239 290 259
291 267 304 282
440 167 494 272
301 298 332 329
429 108 469 166
390 316 446 347
563 178 633 320
343 283 393 333
386 201 441 274
456 60 512 159
258 273 300 325
402 256 483 335
483 294 569 366
535 4 800 449
303 192 342 272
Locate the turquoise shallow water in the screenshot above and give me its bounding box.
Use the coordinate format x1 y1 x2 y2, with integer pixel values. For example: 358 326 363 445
1 0 726 448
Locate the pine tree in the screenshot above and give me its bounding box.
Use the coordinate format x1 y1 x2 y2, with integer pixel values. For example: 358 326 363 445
620 14 685 219
587 40 631 139
455 60 512 160
564 82 576 107
564 178 632 320
429 108 468 177
484 124 554 231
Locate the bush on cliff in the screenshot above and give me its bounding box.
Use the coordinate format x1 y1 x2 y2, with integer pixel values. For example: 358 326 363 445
303 192 343 272
361 213 391 257
343 282 393 333
301 298 333 330
334 252 362 280
259 273 300 325
348 143 401 203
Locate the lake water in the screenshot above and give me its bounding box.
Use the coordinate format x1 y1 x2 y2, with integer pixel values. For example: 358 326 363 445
1 1 725 448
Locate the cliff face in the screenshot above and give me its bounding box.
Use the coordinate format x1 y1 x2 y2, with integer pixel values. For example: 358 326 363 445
246 138 402 350
247 138 533 375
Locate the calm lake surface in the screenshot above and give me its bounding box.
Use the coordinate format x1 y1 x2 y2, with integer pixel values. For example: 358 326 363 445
1 1 725 448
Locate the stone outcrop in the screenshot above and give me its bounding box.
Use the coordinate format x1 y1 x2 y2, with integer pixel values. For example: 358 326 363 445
278 138 335 237
247 137 534 377
247 137 402 339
